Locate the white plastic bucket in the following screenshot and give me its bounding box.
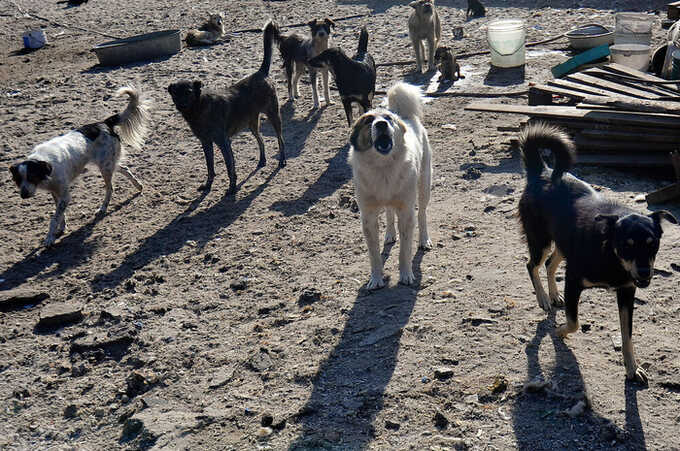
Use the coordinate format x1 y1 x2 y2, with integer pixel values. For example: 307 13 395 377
22 29 47 49
615 13 653 46
487 19 526 68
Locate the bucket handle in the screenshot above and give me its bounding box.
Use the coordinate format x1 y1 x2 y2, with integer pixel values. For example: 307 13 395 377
488 38 525 57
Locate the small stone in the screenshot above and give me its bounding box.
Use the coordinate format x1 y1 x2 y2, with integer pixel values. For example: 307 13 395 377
433 411 449 429
298 288 322 306
434 367 454 381
261 414 273 427
63 404 78 419
611 334 622 351
385 419 401 430
95 407 106 418
121 417 143 440
421 376 431 384
121 395 129 403
0 289 49 312
451 233 462 241
464 394 479 404
35 303 83 331
490 375 508 394
230 278 249 291
581 324 591 333
256 427 273 439
57 361 72 375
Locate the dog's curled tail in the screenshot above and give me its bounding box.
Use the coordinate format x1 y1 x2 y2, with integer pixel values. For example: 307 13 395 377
519 121 575 180
260 20 279 75
357 26 369 57
110 85 151 151
387 82 423 122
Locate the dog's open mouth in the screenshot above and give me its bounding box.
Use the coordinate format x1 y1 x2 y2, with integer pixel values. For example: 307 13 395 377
634 278 651 288
374 135 393 154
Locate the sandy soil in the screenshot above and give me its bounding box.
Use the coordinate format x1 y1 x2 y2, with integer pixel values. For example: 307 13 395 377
1 0 680 450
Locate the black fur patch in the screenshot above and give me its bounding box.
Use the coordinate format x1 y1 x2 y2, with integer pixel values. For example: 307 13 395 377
24 160 52 184
76 123 103 141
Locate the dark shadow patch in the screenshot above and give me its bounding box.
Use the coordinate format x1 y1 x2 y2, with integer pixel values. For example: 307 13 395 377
82 54 175 74
484 64 525 87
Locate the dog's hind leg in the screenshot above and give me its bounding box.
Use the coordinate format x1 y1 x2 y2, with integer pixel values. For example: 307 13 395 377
362 208 386 290
546 248 564 307
265 104 286 167
46 191 70 247
98 166 114 217
397 205 416 286
384 208 397 245
217 138 237 195
526 244 552 312
342 98 354 127
617 286 647 384
118 165 143 192
556 276 582 338
284 61 295 101
199 138 216 192
249 116 267 168
309 68 320 109
293 62 304 99
50 192 67 238
321 68 332 105
418 142 433 250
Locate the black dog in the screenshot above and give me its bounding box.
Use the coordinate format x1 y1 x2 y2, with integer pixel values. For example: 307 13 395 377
518 122 677 384
168 21 285 194
308 26 376 126
466 0 485 20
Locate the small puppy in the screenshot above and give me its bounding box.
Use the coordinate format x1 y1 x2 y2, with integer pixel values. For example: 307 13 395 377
518 122 677 384
10 86 150 247
434 46 463 82
349 82 433 289
168 21 285 194
408 0 441 73
308 27 376 126
274 18 335 108
185 12 226 47
466 0 486 20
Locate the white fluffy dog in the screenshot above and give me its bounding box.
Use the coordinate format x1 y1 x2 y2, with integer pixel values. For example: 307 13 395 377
348 82 433 289
9 86 150 247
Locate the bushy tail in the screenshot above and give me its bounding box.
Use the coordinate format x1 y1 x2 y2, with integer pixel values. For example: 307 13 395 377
108 85 151 151
356 26 368 57
518 121 575 180
260 20 279 75
387 82 423 121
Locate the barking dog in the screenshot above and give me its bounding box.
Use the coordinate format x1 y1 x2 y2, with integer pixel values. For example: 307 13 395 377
434 46 463 82
168 21 285 194
308 26 376 126
349 82 433 289
9 86 150 247
185 12 226 47
518 122 677 384
274 18 335 108
408 0 441 73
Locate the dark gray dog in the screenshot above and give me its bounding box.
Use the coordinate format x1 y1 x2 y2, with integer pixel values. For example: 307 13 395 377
168 21 285 194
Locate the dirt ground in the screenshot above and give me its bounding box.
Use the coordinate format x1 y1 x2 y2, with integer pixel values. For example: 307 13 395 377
1 0 680 450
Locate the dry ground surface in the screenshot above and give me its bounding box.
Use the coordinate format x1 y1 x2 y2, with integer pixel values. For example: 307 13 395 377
1 0 680 450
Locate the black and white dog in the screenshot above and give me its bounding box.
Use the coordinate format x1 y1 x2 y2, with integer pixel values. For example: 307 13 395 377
518 122 677 384
10 86 150 247
308 26 376 126
274 18 335 108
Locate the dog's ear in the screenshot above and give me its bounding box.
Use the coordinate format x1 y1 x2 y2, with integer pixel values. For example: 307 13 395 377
9 164 20 182
324 18 336 29
349 115 374 151
307 19 318 28
35 161 52 178
649 210 678 232
595 214 619 236
192 80 202 96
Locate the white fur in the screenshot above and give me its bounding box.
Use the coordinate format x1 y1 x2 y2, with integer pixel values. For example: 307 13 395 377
349 82 432 289
13 86 150 247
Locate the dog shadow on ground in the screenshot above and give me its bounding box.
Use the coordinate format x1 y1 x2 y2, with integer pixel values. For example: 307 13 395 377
0 193 140 291
91 167 279 291
484 65 525 87
289 249 426 449
336 0 396 14
261 101 323 160
512 313 646 449
269 143 351 216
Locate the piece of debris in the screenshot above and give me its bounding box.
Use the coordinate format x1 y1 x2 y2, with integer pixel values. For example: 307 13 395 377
433 411 449 429
0 290 49 312
434 367 454 381
462 317 498 326
35 302 83 332
610 334 622 351
298 288 322 306
490 375 508 394
565 399 588 417
385 419 401 430
63 404 78 419
524 379 550 393
230 278 249 291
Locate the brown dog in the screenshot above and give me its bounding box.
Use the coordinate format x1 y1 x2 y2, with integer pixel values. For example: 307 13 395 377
408 0 441 73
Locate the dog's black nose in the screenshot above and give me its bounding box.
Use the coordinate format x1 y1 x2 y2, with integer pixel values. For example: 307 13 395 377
375 120 388 132
636 267 652 280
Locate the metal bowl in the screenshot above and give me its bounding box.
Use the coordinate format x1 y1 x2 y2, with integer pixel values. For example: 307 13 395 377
92 30 181 66
566 24 614 50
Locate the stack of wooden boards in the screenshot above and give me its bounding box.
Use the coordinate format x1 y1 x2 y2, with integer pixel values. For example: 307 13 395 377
465 63 680 169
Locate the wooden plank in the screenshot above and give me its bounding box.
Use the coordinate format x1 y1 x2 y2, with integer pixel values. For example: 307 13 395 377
574 135 679 152
582 67 677 97
565 73 664 99
465 102 680 128
602 63 680 96
646 183 680 203
668 1 680 20
579 96 680 115
579 128 680 143
547 79 613 97
529 84 585 104
576 152 671 167
527 117 680 138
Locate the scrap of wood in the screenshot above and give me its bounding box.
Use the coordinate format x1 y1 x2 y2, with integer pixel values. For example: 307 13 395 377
582 67 678 98
646 152 680 203
548 79 615 97
576 152 670 167
579 96 680 115
565 73 665 100
574 135 679 152
579 128 680 143
668 1 680 20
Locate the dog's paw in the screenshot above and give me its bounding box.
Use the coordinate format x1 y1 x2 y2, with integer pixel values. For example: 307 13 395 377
556 323 573 339
278 158 287 168
44 236 56 247
399 271 416 286
537 293 553 312
384 232 397 245
198 182 213 192
628 366 649 385
419 238 433 250
366 274 386 290
550 293 564 308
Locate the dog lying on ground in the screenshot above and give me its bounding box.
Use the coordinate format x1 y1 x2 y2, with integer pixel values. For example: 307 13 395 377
274 18 335 108
185 12 226 47
434 46 463 82
518 122 677 384
408 0 441 73
308 26 376 126
349 82 433 289
466 0 486 20
168 21 285 194
9 86 150 247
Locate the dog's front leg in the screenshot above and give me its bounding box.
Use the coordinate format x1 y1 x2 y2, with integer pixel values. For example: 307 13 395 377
556 277 582 338
218 138 237 195
46 192 70 247
618 286 647 384
321 69 332 105
199 139 216 192
411 37 423 73
361 208 385 289
310 69 320 109
426 34 437 71
397 205 416 286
